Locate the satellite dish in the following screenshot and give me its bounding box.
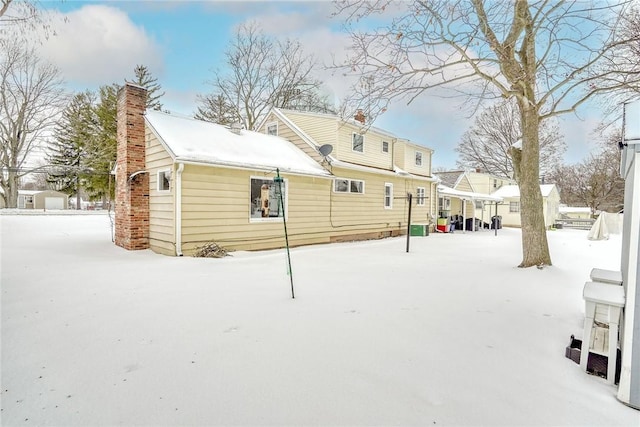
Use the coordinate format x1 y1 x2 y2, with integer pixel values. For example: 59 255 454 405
318 144 333 157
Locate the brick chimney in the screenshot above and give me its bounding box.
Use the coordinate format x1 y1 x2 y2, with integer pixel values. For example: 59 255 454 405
115 83 149 250
354 109 366 125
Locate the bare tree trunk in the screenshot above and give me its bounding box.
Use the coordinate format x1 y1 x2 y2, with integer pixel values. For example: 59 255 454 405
6 170 19 208
518 102 551 267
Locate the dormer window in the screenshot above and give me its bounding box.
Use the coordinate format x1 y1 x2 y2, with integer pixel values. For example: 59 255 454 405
382 141 389 153
352 133 364 153
415 151 423 166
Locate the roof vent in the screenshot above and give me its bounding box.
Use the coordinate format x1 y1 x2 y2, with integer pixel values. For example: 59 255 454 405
230 122 242 135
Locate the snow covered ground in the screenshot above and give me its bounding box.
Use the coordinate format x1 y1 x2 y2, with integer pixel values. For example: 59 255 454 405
1 213 638 426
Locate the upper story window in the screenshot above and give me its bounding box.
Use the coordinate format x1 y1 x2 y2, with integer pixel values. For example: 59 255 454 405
266 122 278 136
334 178 365 194
158 170 171 191
415 151 423 166
382 141 389 153
493 179 498 188
352 133 364 153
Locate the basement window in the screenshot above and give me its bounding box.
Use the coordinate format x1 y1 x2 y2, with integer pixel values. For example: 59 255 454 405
250 177 287 221
158 170 171 191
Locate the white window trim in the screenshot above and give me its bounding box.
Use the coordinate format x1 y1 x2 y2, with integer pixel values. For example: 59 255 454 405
509 201 520 213
382 141 389 153
416 187 425 206
384 183 393 209
157 169 171 192
352 132 364 153
249 176 288 223
415 151 423 166
266 121 278 136
333 178 365 194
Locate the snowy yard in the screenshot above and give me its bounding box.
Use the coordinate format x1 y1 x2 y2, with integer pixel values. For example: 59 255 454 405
1 213 638 426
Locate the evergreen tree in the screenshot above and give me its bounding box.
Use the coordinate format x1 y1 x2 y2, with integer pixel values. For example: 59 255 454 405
128 64 164 110
47 91 96 206
195 93 238 125
83 84 119 203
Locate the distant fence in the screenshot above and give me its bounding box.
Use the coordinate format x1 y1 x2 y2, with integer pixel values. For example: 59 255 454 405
554 218 595 230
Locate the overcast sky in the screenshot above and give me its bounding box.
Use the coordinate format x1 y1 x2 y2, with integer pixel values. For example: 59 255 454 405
33 0 607 170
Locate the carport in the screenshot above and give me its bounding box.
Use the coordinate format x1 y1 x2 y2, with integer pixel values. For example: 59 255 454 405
437 184 503 232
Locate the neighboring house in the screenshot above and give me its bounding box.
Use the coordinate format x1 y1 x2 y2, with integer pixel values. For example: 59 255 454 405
115 84 438 256
17 190 68 210
491 184 561 228
434 170 505 232
465 170 516 194
559 205 593 219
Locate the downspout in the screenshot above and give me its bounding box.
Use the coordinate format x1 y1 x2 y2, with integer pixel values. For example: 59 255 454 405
391 138 397 170
430 182 434 228
175 163 185 256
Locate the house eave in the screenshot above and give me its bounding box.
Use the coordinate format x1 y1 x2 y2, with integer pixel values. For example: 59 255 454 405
174 158 334 180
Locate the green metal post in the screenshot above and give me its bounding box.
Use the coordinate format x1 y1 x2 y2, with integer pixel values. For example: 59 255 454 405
275 169 295 299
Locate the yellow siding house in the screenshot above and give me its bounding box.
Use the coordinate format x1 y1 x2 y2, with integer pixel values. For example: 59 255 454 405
116 82 440 256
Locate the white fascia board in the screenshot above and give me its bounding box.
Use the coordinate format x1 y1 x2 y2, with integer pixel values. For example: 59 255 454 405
174 158 333 180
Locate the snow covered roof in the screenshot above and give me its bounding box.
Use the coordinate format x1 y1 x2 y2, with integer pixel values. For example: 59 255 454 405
145 110 332 178
435 171 465 188
438 184 503 202
559 206 591 214
491 184 557 198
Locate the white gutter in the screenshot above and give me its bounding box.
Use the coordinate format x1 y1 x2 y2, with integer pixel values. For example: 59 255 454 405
175 162 185 257
174 159 333 180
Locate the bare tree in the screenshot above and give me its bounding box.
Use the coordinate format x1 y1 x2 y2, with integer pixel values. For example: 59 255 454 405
198 21 333 130
548 130 624 214
334 0 640 267
0 38 65 208
195 93 237 126
456 100 565 179
0 0 62 40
